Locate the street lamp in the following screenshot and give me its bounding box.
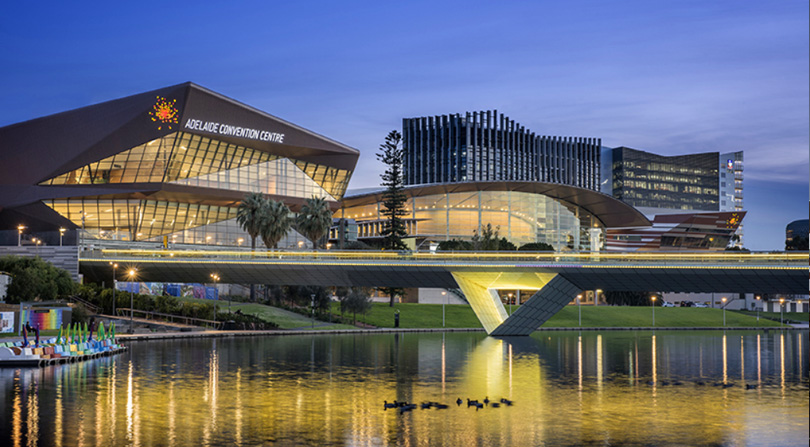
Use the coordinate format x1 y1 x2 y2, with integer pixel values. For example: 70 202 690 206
577 294 582 327
651 295 657 327
110 262 118 316
210 273 224 314
59 227 66 246
779 297 785 325
721 297 727 326
441 291 447 328
127 269 136 333
755 295 761 324
17 225 25 246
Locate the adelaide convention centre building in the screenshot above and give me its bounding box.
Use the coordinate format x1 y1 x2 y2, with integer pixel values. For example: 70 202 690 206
0 82 359 247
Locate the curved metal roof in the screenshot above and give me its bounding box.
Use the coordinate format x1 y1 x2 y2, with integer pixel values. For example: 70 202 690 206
342 181 651 228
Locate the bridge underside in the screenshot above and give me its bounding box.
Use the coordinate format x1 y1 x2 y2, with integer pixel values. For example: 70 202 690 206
80 259 806 336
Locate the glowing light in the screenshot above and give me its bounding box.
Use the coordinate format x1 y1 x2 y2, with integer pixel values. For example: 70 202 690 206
149 96 179 130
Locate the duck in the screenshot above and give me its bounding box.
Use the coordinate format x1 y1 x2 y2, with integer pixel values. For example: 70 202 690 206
499 398 513 406
456 398 463 406
383 400 397 409
483 396 490 405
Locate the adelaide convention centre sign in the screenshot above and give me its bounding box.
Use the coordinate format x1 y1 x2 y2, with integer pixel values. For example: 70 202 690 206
184 118 285 144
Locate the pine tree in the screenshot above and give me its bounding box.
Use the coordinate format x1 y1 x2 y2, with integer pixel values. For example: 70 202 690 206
377 130 408 251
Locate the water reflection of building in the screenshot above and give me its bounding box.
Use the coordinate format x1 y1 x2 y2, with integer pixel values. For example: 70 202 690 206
0 82 359 248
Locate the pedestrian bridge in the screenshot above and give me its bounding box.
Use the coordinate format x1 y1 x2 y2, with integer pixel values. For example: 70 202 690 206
79 250 807 336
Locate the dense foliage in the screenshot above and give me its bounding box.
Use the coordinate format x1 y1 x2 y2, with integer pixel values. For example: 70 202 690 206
0 255 76 303
295 196 333 249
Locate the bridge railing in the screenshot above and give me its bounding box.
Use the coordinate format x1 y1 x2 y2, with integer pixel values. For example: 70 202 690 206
80 248 806 266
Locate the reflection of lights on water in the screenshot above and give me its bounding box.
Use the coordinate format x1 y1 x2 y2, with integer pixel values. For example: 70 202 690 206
780 333 786 396
127 361 134 443
577 335 583 394
235 369 242 446
441 335 446 394
740 336 745 383
12 372 21 447
597 334 603 391
757 334 762 385
55 372 63 447
722 333 728 384
168 381 176 447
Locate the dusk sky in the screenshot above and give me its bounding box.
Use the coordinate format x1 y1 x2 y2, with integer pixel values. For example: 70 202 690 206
1 1 807 250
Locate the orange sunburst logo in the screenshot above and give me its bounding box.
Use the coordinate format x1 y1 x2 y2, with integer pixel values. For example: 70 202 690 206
726 213 740 228
149 96 179 130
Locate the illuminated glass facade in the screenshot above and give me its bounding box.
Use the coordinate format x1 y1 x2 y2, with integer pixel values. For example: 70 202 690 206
336 187 608 251
0 82 359 247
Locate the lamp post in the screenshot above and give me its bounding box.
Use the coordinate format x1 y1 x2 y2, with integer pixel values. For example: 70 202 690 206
17 225 25 246
779 297 785 325
110 262 118 316
59 227 66 246
127 269 136 333
210 273 222 320
721 297 727 326
577 294 582 327
651 295 657 327
441 291 447 328
755 295 761 324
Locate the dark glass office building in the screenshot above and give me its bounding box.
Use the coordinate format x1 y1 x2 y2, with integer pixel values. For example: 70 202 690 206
402 110 601 190
608 147 720 211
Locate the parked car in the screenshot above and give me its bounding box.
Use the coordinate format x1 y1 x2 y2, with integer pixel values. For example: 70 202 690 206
661 301 676 308
693 302 708 308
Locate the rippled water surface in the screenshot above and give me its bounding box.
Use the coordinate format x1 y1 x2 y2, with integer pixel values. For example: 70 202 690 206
1 330 807 446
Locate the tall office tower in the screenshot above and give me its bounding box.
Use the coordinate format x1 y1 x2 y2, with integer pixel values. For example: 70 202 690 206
402 110 601 190
602 147 746 249
719 151 744 246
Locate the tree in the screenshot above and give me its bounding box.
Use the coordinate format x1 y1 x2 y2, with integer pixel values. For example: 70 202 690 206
377 130 408 251
236 191 267 301
295 196 333 249
261 199 292 249
0 255 76 303
472 223 500 251
518 242 555 251
602 291 662 306
340 287 373 324
498 237 517 251
438 239 473 251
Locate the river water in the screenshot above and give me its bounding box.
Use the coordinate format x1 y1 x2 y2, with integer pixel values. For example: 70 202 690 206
1 330 807 446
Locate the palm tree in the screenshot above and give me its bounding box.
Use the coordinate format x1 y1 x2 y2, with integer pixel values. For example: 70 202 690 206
236 192 267 250
296 196 332 249
261 199 292 249
237 192 267 302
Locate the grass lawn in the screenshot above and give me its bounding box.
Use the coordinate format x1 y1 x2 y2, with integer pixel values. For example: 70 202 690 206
343 302 789 329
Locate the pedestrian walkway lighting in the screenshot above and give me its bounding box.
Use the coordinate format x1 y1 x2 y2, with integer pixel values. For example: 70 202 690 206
17 225 25 246
577 294 582 327
779 297 785 325
59 227 66 246
721 297 727 326
110 262 118 316
128 269 137 333
755 295 761 323
442 290 447 328
211 273 224 314
651 295 657 327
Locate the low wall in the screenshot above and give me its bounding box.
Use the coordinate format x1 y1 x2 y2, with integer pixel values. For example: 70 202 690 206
0 246 80 281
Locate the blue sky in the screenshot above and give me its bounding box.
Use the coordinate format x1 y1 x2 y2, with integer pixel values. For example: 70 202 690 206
1 0 807 250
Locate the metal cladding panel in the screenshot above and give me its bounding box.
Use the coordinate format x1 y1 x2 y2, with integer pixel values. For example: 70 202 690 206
181 85 358 170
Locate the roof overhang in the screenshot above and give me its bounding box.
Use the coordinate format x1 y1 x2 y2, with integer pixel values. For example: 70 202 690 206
343 181 651 228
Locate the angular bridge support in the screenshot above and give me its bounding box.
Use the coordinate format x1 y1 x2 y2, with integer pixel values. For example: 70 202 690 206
450 271 568 335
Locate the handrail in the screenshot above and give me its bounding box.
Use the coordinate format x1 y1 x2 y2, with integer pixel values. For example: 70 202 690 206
80 248 807 266
116 308 221 329
64 295 102 314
